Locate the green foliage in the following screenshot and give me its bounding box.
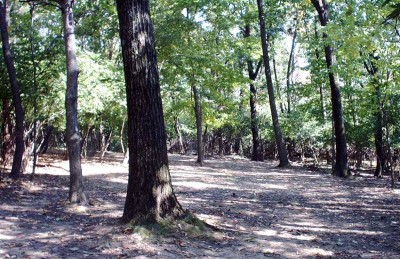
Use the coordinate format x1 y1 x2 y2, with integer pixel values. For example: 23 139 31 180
1 0 399 158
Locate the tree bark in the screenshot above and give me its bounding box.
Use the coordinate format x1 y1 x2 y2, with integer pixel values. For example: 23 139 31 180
311 0 349 177
59 0 87 204
192 84 204 165
256 0 289 167
0 0 25 180
116 0 185 224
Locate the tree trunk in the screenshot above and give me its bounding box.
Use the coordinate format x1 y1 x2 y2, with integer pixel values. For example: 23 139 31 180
1 99 13 169
286 10 299 114
38 125 54 155
273 58 284 113
59 0 87 204
244 25 263 161
256 0 289 167
174 116 185 154
311 0 349 177
120 116 126 154
116 0 185 224
99 129 112 162
0 0 25 180
192 85 204 165
364 55 384 177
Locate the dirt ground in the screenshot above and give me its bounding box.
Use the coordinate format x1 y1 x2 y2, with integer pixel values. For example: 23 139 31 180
1 153 400 258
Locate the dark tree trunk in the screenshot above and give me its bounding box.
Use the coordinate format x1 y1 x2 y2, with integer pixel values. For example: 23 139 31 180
0 0 25 180
256 0 289 167
116 0 185 224
38 125 54 155
244 25 263 161
80 124 92 158
364 55 384 177
311 0 349 177
59 0 87 204
192 85 204 165
374 85 384 177
1 99 13 168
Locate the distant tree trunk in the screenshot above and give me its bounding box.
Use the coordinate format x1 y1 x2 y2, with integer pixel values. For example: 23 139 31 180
120 116 126 154
1 99 13 168
38 125 54 155
311 0 349 177
286 10 299 114
99 129 112 162
59 0 87 204
0 0 25 180
273 58 284 113
364 55 384 177
174 116 185 154
192 85 204 165
98 122 105 152
257 0 289 167
244 25 263 161
314 20 325 122
116 0 185 224
80 124 92 158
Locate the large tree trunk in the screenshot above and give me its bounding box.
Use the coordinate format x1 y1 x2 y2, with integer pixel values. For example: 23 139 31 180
0 0 25 180
192 85 204 165
116 0 185 224
244 25 263 161
256 0 289 167
311 0 349 177
59 0 87 204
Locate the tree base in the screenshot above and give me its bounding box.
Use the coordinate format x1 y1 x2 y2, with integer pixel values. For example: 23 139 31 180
122 213 218 239
67 191 89 206
121 206 187 226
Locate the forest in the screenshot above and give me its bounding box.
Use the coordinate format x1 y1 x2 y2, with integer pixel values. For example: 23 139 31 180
1 0 400 258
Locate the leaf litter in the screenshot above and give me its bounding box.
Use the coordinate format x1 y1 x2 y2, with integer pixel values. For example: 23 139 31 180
0 153 399 258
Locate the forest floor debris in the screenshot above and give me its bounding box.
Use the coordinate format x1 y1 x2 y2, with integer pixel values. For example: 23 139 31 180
1 153 400 258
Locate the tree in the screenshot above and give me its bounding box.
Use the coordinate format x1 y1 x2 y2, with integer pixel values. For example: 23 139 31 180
59 0 87 203
256 0 289 167
116 0 185 224
243 24 263 161
0 0 25 180
311 0 349 177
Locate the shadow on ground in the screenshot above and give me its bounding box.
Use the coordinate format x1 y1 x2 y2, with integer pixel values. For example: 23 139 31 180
0 153 399 258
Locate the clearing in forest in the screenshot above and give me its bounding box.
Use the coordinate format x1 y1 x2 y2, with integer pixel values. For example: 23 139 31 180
0 153 399 258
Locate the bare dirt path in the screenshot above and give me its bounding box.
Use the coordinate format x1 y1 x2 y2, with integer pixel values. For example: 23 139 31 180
1 153 399 258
